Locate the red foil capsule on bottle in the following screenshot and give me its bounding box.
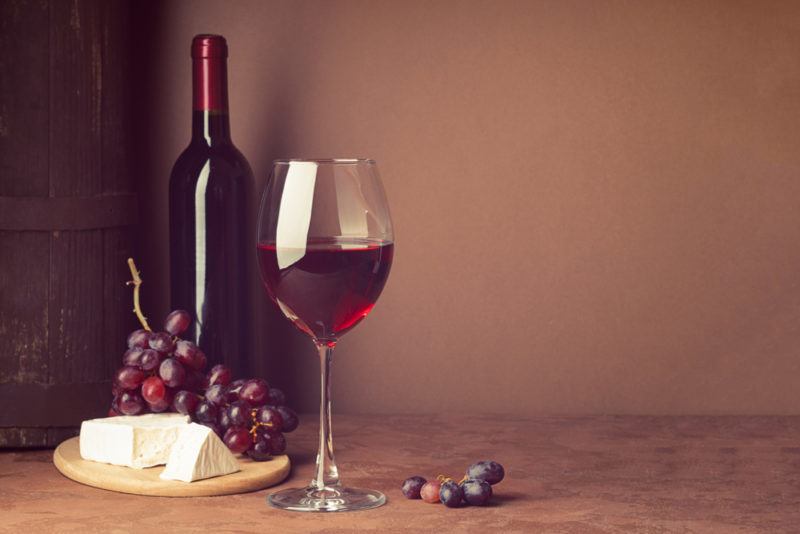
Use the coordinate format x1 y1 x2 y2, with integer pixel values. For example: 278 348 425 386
191 34 228 111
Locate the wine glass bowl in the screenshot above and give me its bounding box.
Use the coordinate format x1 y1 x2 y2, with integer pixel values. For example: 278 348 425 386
257 159 394 512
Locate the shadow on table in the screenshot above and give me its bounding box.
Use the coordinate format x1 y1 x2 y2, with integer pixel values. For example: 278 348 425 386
488 491 527 505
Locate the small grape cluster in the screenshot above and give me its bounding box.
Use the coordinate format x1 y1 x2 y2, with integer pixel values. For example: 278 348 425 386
402 460 505 508
111 309 299 460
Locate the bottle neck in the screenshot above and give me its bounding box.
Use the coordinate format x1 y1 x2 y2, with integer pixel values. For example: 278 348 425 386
192 56 230 144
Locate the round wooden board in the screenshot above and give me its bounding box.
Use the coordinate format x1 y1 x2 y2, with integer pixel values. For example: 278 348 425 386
53 437 291 497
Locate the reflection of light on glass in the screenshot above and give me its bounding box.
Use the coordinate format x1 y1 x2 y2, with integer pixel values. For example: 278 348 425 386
276 162 318 268
335 167 369 248
194 159 211 327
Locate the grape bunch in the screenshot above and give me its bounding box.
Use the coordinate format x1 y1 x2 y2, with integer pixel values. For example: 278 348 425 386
401 460 505 508
110 309 299 460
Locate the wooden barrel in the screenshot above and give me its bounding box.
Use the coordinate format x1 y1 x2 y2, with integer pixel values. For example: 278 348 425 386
0 0 136 447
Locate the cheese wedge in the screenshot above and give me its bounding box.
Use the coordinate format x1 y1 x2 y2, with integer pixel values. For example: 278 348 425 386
159 423 241 482
79 413 190 469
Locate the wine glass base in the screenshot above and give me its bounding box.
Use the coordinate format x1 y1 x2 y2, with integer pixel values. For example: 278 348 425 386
268 485 386 512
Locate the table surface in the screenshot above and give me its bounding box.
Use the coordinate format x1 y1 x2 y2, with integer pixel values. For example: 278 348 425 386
1 414 799 533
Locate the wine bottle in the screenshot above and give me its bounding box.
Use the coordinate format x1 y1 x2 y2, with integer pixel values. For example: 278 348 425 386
169 34 253 376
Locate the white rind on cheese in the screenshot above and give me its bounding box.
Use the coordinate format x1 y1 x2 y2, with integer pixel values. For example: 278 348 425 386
79 413 190 469
159 423 241 482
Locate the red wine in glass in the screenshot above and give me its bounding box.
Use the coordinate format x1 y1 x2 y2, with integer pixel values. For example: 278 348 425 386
257 158 394 512
257 237 394 341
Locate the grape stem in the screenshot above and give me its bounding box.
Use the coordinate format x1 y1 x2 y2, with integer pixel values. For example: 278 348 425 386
126 258 152 332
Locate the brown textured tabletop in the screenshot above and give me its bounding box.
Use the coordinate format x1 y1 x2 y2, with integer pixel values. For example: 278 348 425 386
1 415 799 533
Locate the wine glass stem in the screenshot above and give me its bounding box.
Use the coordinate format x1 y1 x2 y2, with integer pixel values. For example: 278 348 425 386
313 342 340 490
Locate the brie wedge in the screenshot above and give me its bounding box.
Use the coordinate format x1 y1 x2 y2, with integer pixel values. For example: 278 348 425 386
159 423 241 482
79 413 190 469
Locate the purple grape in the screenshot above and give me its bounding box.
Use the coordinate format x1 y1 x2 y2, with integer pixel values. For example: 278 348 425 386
255 427 286 455
174 340 203 370
239 378 269 406
159 357 186 388
275 405 299 432
223 426 251 454
205 384 227 406
184 370 206 393
163 309 191 336
118 391 144 415
207 364 232 387
255 406 283 431
461 479 492 506
266 431 286 455
227 400 252 428
466 460 505 485
148 331 175 353
401 476 427 499
115 366 144 390
173 390 200 415
127 329 151 349
267 388 286 406
139 349 161 372
194 349 207 372
218 409 233 430
122 347 144 368
439 480 464 507
247 437 272 461
225 379 246 402
200 421 223 437
195 400 218 424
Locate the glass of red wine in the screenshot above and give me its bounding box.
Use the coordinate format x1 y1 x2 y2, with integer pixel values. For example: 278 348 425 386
257 158 394 512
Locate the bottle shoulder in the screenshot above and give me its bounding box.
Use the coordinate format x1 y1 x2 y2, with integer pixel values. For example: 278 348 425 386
169 141 254 189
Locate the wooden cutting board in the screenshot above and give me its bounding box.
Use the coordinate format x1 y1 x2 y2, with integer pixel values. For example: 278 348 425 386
53 437 291 497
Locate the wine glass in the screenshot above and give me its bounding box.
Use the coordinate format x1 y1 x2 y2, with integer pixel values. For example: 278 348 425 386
256 158 394 512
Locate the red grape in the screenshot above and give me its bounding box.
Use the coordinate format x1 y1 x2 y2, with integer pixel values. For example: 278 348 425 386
172 390 200 415
275 406 299 433
115 366 145 390
127 329 151 349
163 309 191 336
183 370 206 393
195 349 207 372
122 347 144 368
139 349 161 371
159 357 186 388
147 392 173 413
207 364 232 387
118 391 145 415
148 331 175 353
239 379 269 406
255 406 283 431
420 481 441 503
141 376 166 404
222 426 251 454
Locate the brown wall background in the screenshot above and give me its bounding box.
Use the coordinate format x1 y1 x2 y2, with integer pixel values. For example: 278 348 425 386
133 0 800 415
